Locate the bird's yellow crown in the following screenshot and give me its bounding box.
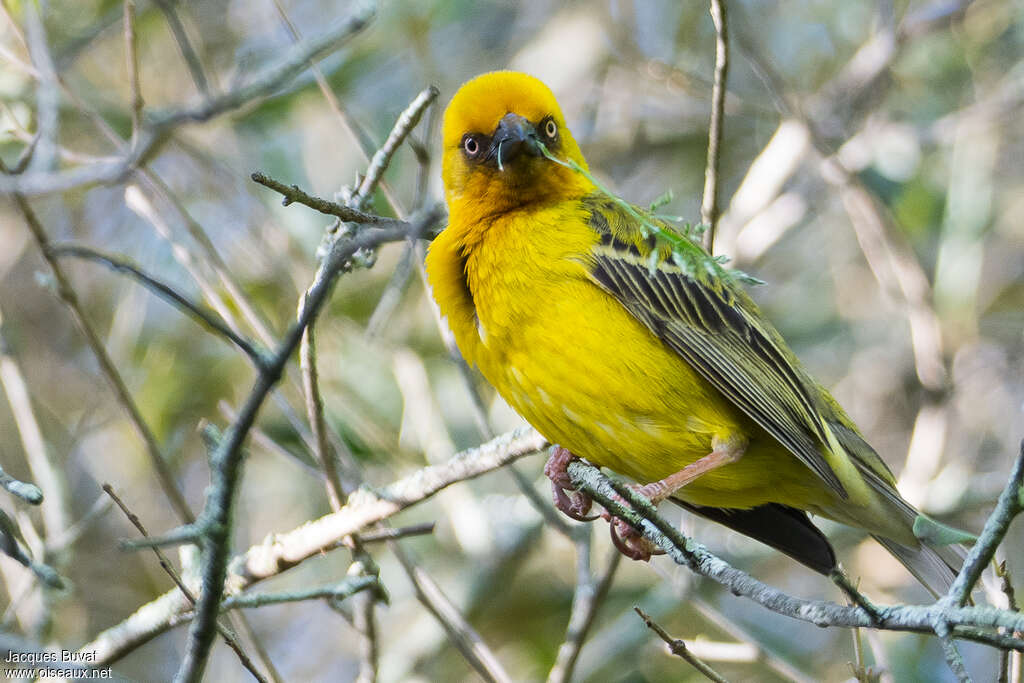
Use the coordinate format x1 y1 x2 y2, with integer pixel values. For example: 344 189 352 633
441 71 592 218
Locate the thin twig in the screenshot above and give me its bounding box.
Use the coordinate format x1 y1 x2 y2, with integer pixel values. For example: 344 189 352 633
635 607 731 683
700 0 729 252
82 427 546 665
832 569 883 624
390 541 512 683
219 577 378 610
47 243 269 368
121 523 204 551
352 583 379 683
5 182 195 524
944 442 1024 607
102 484 270 683
300 326 345 508
151 0 210 96
548 539 621 683
103 485 196 601
123 0 143 148
251 172 405 225
355 523 436 544
935 619 972 682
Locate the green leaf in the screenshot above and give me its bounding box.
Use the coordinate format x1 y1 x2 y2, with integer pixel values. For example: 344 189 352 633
648 189 674 211
535 142 761 288
913 514 978 546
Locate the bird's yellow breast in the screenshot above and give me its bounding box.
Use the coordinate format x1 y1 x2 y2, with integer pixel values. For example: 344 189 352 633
426 202 836 511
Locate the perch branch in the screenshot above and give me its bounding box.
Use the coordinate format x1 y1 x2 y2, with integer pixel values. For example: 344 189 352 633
563 443 1024 655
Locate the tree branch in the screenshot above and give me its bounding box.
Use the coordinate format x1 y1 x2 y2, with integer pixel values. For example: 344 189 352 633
103 484 270 683
700 0 729 252
251 172 405 225
944 441 1024 607
173 204 443 683
0 3 376 196
7 183 195 524
635 607 730 683
47 243 269 369
564 446 1024 654
81 427 546 665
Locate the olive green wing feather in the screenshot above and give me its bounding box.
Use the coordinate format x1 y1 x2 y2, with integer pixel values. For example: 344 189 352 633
582 196 854 497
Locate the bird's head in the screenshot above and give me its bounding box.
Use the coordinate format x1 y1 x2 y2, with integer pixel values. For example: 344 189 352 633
441 71 594 217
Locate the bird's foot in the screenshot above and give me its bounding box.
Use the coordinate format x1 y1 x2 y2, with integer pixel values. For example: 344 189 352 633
544 447 663 561
600 441 747 561
603 484 666 562
544 447 598 521
544 440 748 562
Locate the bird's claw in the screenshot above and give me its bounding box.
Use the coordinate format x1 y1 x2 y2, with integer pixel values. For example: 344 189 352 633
545 447 598 521
550 481 597 521
604 509 664 562
545 447 663 558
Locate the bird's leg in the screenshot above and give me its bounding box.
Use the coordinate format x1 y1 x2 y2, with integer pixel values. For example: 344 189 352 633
607 436 748 561
544 446 598 521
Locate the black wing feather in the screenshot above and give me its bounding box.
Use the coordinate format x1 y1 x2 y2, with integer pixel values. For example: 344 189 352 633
673 498 837 575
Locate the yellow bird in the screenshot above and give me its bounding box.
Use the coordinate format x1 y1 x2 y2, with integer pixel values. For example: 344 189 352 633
426 70 961 592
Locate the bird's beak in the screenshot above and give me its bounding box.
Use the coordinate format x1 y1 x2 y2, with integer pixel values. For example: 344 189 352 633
489 113 541 170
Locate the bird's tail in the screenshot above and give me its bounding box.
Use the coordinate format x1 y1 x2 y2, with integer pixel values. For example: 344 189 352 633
847 465 968 597
871 534 965 598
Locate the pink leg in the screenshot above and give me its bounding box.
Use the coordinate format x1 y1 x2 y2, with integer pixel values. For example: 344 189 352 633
607 437 747 561
635 440 746 504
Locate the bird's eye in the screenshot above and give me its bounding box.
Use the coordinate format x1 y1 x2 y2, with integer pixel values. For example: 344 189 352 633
543 118 558 140
462 135 481 158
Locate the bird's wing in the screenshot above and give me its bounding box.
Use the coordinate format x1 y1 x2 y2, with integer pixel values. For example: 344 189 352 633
581 196 849 497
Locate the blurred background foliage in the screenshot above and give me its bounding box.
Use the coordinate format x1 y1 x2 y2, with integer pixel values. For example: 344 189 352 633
1 0 1023 680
